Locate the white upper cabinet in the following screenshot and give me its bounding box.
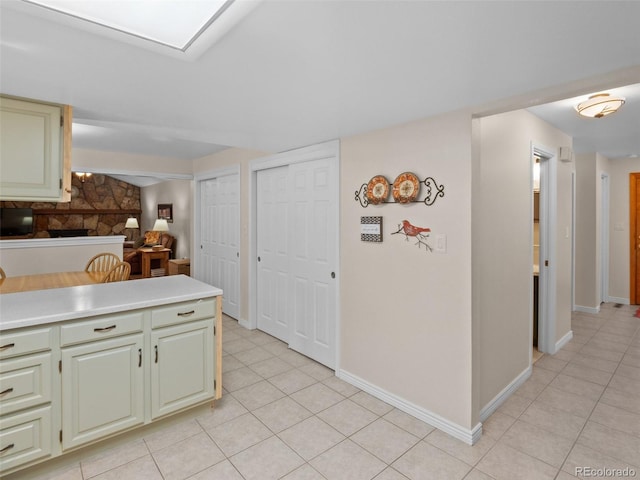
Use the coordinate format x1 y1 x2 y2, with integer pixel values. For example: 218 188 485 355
0 96 72 202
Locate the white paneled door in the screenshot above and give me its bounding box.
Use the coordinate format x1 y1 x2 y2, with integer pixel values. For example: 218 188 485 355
255 149 338 369
257 166 291 341
288 158 337 368
199 174 240 319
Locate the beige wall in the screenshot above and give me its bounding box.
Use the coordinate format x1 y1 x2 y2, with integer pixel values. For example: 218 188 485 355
141 179 193 260
574 153 599 309
609 158 640 302
475 110 573 412
575 155 638 305
341 111 474 429
190 115 478 432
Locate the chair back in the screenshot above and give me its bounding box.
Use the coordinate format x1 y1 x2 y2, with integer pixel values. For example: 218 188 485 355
103 261 131 283
85 253 120 272
0 267 5 279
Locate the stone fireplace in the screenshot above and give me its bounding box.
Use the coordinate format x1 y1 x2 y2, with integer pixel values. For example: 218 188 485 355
1 174 142 238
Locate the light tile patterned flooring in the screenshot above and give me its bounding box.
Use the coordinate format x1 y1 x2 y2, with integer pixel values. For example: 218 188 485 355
29 303 640 479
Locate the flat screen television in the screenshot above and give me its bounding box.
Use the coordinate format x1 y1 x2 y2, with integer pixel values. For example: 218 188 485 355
0 208 34 237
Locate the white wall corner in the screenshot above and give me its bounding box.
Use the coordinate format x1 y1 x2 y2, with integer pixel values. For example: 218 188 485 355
555 330 573 354
337 369 481 445
606 297 630 305
238 318 253 330
479 365 531 423
573 305 600 315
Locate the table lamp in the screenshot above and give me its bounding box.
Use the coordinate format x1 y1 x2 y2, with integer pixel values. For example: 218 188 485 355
151 219 169 250
124 217 139 241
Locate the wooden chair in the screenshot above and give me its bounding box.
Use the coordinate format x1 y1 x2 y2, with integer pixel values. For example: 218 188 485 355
85 253 120 273
0 267 5 279
102 261 131 283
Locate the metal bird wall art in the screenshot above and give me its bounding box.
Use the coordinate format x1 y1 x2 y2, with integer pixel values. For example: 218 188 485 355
391 219 432 252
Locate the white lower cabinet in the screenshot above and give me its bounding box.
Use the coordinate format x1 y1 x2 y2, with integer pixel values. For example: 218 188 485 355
0 327 55 473
0 294 221 476
151 320 214 419
61 334 145 450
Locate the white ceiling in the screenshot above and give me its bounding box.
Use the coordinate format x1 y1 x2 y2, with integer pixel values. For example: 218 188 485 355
1 0 640 167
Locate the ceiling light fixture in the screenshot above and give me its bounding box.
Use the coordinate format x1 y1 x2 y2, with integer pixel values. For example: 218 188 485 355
575 93 625 118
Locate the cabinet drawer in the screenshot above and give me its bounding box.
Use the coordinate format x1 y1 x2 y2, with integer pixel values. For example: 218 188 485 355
0 406 52 473
0 353 52 416
151 298 215 329
60 312 144 346
0 328 52 360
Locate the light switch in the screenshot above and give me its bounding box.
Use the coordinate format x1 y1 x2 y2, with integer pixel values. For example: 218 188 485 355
435 234 447 253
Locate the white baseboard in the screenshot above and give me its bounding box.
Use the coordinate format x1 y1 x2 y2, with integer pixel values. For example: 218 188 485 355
606 296 629 305
479 365 531 422
574 305 600 314
555 330 573 353
337 369 482 445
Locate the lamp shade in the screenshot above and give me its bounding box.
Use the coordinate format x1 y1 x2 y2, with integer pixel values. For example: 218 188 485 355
152 219 169 232
125 217 139 229
576 93 625 118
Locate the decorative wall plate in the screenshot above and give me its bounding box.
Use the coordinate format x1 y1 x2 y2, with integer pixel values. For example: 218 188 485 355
392 172 420 203
366 175 390 204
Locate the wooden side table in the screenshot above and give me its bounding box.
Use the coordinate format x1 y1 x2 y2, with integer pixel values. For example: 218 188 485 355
138 247 170 278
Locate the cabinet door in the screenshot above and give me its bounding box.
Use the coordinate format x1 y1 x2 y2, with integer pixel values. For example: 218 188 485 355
61 334 144 450
151 320 214 419
0 406 52 473
0 97 64 201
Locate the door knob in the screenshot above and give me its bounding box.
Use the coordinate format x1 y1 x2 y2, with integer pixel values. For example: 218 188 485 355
258 256 261 262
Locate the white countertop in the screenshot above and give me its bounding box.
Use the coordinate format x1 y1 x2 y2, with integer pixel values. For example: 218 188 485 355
0 275 223 331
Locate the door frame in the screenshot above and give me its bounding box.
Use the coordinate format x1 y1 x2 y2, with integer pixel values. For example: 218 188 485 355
532 143 557 354
249 140 340 361
600 173 610 304
631 172 640 305
193 164 241 317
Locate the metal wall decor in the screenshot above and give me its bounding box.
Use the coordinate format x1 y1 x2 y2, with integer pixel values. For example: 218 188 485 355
361 216 383 242
391 219 432 252
355 172 444 207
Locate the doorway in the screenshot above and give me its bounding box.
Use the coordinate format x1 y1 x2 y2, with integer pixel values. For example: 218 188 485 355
532 145 557 355
532 156 541 360
631 172 640 304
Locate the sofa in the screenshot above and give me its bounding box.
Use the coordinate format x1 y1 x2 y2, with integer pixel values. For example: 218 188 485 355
123 231 175 275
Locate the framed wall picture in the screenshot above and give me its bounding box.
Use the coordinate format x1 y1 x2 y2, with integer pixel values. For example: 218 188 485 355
157 203 173 223
361 216 383 242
